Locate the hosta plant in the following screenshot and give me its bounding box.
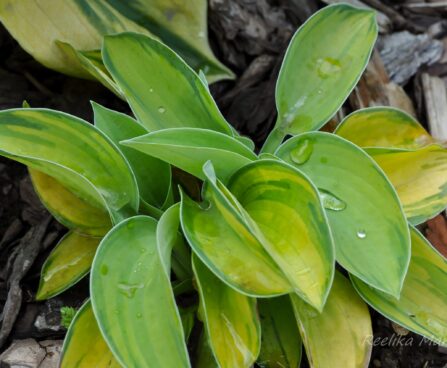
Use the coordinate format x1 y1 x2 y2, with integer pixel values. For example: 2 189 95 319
0 4 446 368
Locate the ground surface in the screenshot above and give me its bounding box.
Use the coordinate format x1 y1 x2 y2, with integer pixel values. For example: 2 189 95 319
0 1 447 367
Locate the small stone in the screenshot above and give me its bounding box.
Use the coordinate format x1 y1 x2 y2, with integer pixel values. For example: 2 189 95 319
0 339 45 367
373 359 382 367
391 322 410 336
39 340 63 368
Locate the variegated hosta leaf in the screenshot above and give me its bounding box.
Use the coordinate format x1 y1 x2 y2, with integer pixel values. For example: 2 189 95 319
181 161 334 310
36 231 100 301
181 164 292 297
102 33 233 134
92 102 172 213
193 255 261 368
276 132 410 297
0 0 232 82
0 109 138 223
104 0 234 82
263 4 377 152
29 169 111 236
257 296 302 368
367 145 447 225
91 216 190 367
335 107 434 149
122 127 256 184
156 204 192 282
228 160 335 310
291 272 372 368
60 300 119 368
0 0 149 78
352 227 447 346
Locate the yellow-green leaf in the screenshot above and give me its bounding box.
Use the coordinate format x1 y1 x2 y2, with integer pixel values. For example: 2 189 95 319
105 0 234 82
181 163 292 297
193 255 261 368
0 0 149 78
228 160 335 310
36 231 101 301
122 127 256 184
291 272 372 368
336 107 434 149
276 132 410 297
352 227 447 346
257 296 302 368
0 109 138 223
102 33 233 134
29 169 111 236
367 145 447 224
60 300 119 368
91 216 190 367
263 4 377 152
92 102 171 210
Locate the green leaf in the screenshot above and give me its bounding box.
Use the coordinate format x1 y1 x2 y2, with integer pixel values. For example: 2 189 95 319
291 272 372 368
92 102 171 210
193 255 261 368
122 127 256 184
102 33 233 134
228 160 335 310
0 108 138 223
179 305 196 342
257 296 302 368
104 0 234 82
156 203 192 281
196 331 219 368
60 300 119 368
0 0 149 78
91 216 190 367
276 132 410 297
29 169 111 236
263 4 377 152
367 145 447 225
335 107 434 149
352 227 447 346
181 163 292 297
36 231 101 300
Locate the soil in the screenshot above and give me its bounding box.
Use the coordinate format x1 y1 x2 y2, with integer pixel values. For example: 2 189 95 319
0 1 446 367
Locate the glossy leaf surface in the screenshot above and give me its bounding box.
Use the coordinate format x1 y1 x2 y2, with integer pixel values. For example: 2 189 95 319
181 163 292 297
102 33 233 134
91 216 190 367
0 108 138 223
30 169 111 236
122 127 256 183
105 0 233 82
60 301 119 368
274 4 377 136
367 145 447 224
193 255 261 368
93 102 171 209
291 272 372 368
352 227 447 346
229 160 335 310
257 296 302 368
276 132 410 297
336 107 434 149
36 231 100 300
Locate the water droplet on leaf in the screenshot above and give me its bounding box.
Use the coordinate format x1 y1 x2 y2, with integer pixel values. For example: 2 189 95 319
158 106 166 114
316 57 342 79
290 139 313 164
117 282 144 298
319 189 346 211
100 264 108 276
356 230 367 239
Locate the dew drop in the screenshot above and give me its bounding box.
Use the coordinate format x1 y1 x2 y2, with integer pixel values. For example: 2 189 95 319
100 264 109 276
158 106 166 114
290 139 313 165
140 247 146 254
117 282 144 298
136 313 143 319
197 31 205 38
319 189 346 211
316 57 342 79
149 88 154 93
356 230 367 239
320 157 328 164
